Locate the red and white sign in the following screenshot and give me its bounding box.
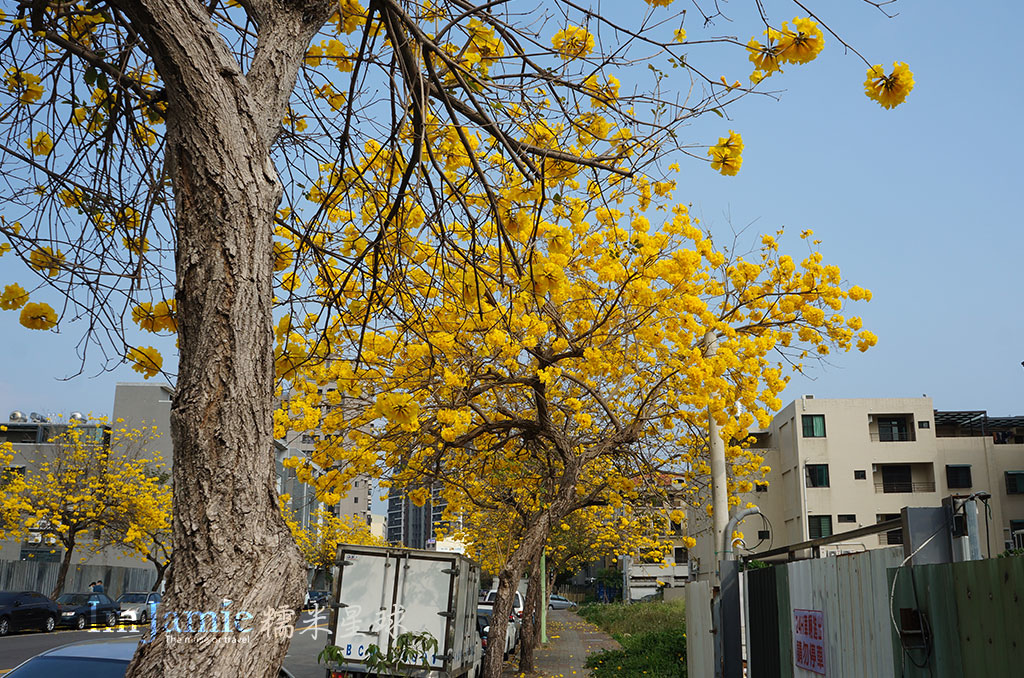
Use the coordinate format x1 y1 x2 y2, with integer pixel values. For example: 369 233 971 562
793 608 826 675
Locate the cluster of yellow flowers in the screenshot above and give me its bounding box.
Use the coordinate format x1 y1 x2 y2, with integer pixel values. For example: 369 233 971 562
708 130 744 176
864 61 915 109
126 346 163 378
551 25 595 61
745 17 913 110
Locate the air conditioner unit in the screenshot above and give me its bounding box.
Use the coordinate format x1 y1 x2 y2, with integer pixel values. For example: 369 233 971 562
26 532 42 544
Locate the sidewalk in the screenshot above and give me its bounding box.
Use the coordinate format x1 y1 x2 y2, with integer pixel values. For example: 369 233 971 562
502 609 620 678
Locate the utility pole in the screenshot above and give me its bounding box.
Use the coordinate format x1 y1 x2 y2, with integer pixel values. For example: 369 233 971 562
704 330 730 580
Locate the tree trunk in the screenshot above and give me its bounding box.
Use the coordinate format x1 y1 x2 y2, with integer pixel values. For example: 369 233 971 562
518 557 542 672
52 534 76 598
113 2 333 676
482 520 549 678
149 558 169 592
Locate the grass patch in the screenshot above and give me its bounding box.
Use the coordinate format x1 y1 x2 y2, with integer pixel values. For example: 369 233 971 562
580 600 686 677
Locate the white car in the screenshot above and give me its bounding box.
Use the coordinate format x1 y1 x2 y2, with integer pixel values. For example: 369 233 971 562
116 592 161 624
483 589 524 620
477 606 517 659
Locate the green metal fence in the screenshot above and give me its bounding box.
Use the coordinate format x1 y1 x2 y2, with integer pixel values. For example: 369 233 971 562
888 556 1024 677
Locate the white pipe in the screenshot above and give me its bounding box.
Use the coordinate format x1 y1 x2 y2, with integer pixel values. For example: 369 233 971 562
723 507 761 560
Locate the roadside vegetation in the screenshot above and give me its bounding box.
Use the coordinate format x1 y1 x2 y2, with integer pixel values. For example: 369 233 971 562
580 600 687 677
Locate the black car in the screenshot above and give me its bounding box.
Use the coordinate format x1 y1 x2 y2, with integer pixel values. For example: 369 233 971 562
0 591 60 635
54 592 121 630
5 637 297 677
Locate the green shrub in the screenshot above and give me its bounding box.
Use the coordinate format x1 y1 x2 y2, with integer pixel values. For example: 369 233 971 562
578 599 685 635
585 628 686 677
580 600 687 677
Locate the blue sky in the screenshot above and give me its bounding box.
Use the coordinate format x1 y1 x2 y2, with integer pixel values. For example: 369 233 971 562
1 0 1022 420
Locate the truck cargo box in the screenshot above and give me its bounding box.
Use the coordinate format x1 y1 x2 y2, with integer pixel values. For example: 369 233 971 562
325 544 481 678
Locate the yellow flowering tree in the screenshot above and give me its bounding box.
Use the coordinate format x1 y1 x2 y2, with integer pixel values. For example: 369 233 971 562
0 1 908 675
281 502 384 584
278 175 877 673
0 420 171 596
98 470 173 591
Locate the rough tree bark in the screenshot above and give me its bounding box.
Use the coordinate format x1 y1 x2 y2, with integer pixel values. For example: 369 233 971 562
518 557 542 672
109 1 334 676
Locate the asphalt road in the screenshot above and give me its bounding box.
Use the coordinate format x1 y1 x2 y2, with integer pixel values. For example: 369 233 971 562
0 612 331 677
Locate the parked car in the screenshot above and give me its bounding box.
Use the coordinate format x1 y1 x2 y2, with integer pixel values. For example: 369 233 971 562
547 594 577 610
302 589 330 610
0 591 60 635
4 637 296 677
115 592 161 624
483 589 525 620
54 592 120 630
476 606 517 660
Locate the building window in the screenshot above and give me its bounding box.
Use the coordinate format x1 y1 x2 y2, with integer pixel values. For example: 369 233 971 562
1006 471 1024 495
854 470 867 480
755 482 769 493
1010 520 1024 549
669 520 683 535
946 465 972 489
806 464 830 488
918 420 930 429
877 416 911 442
802 414 826 438
838 514 857 524
808 516 832 539
674 546 688 563
354 496 359 504
879 513 903 545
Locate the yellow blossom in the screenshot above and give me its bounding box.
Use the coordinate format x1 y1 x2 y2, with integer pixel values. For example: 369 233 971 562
864 62 914 109
19 302 58 330
127 346 163 378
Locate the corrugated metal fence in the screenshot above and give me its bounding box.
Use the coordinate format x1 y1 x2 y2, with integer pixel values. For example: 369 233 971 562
686 579 714 677
690 546 1023 677
0 559 157 598
778 548 901 678
888 555 1024 676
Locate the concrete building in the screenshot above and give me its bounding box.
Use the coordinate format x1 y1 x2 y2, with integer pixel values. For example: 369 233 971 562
689 396 1023 575
622 476 692 601
2 383 373 568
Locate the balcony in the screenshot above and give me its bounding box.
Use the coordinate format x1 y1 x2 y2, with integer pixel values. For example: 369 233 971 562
868 414 916 442
874 481 935 494
869 430 915 442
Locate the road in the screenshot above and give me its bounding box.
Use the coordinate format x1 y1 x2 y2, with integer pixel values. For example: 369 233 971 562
0 612 331 677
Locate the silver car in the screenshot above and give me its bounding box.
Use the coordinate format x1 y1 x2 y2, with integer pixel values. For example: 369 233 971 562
547 594 577 610
116 592 161 624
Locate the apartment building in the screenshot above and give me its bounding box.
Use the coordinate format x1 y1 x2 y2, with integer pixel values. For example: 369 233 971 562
386 484 447 549
687 396 1023 577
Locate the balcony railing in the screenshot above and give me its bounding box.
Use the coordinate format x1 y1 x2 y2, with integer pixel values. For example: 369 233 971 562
870 431 915 442
874 481 936 494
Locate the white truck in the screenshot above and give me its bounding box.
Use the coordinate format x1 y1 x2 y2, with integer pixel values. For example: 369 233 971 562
324 544 482 678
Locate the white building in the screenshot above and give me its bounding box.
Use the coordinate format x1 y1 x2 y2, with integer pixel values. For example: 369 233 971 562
689 396 1024 576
